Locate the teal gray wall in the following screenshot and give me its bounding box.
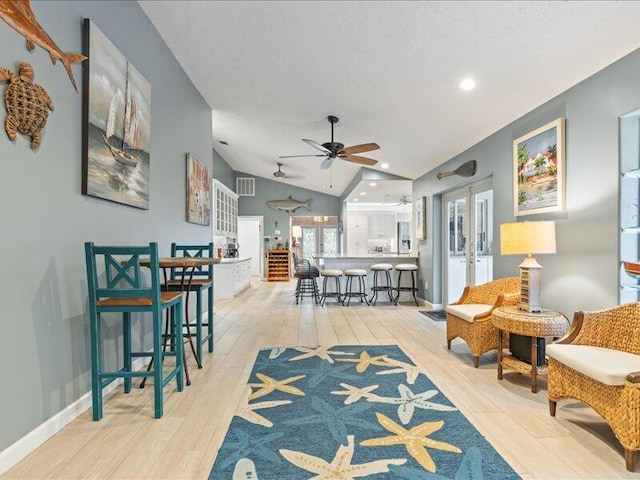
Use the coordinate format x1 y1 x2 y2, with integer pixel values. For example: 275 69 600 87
213 146 235 190
236 172 342 244
414 47 640 317
0 1 212 454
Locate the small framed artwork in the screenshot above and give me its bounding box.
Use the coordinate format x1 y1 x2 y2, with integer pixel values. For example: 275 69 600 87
415 196 426 240
186 153 211 226
513 118 565 216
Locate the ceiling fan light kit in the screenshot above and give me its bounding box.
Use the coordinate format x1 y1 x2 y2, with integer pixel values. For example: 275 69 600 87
280 115 380 170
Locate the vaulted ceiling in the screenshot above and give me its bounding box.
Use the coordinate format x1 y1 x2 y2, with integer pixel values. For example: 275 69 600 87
140 1 640 196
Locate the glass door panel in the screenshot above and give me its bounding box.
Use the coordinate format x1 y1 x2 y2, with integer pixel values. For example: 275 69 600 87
301 227 317 264
321 228 338 256
443 181 493 304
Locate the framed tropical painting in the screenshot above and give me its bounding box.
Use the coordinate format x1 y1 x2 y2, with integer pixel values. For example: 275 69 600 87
513 118 565 216
186 153 211 226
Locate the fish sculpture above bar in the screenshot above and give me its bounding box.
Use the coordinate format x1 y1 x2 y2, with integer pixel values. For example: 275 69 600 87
0 0 86 92
266 196 312 213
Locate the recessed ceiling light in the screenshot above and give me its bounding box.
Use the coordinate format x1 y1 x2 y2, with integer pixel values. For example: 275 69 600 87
352 198 359 202
381 163 389 169
322 185 327 189
360 192 366 195
459 78 476 91
219 140 229 145
369 182 377 187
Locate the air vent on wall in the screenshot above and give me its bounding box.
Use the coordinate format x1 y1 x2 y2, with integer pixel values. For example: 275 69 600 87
236 177 255 196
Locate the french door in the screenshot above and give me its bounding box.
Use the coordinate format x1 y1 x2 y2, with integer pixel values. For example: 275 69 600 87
442 180 493 304
301 227 339 264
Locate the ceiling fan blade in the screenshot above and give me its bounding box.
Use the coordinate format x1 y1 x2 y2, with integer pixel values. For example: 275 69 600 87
319 156 336 170
302 138 331 154
279 154 327 159
341 154 378 166
340 143 380 155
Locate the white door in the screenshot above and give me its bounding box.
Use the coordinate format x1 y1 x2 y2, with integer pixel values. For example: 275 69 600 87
442 180 493 304
238 216 263 277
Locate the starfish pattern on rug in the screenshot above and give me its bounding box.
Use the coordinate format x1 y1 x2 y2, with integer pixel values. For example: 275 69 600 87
293 360 361 388
247 373 306 400
331 383 380 404
216 428 285 471
235 387 292 428
335 350 389 372
360 413 462 473
284 396 382 444
376 357 423 384
288 345 355 363
366 384 458 424
280 434 407 479
268 346 288 358
388 446 484 479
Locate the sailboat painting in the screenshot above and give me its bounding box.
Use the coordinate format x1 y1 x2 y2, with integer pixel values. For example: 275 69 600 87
81 20 150 209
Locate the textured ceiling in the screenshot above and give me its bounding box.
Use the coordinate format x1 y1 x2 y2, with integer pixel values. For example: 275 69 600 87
140 1 640 197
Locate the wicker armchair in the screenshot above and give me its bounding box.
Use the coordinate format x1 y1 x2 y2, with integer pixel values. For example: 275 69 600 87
445 277 520 367
547 303 640 471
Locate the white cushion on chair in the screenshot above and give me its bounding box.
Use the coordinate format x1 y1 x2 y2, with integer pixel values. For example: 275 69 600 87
371 263 393 271
344 269 367 276
321 269 343 277
395 263 418 271
546 344 640 386
445 304 492 323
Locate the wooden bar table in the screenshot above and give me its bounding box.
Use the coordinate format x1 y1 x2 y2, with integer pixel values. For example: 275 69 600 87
491 306 569 393
139 257 220 386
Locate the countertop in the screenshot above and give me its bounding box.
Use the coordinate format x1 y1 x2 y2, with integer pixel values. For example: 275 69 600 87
313 253 418 260
215 256 252 264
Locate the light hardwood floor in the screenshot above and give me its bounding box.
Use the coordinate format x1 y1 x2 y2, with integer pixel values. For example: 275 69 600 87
3 279 640 479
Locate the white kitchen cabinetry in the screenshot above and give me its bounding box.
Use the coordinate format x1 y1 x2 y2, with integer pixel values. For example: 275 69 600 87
346 212 368 256
214 258 251 299
213 179 239 237
368 213 396 239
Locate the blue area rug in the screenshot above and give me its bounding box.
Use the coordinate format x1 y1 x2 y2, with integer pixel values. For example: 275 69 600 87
209 345 520 479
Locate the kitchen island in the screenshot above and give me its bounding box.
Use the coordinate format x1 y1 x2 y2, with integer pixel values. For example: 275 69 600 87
312 253 419 304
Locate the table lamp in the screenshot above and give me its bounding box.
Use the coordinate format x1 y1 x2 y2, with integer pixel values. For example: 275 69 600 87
500 221 556 313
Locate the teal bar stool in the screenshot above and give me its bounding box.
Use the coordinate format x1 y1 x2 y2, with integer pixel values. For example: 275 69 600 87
166 243 215 363
84 242 184 420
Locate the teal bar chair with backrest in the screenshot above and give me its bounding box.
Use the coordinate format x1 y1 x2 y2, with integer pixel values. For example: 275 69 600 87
166 243 214 363
84 242 184 420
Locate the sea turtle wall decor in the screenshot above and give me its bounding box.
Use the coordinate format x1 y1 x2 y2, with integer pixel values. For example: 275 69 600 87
0 61 54 150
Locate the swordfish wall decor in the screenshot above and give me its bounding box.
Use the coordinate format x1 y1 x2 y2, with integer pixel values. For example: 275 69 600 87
81 19 151 210
0 0 86 92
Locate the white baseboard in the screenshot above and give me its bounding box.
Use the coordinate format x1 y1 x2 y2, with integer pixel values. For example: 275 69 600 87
1 309 215 475
419 297 443 310
0 356 147 476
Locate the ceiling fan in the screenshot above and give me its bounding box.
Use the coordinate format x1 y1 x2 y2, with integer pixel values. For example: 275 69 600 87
272 162 303 180
279 115 380 170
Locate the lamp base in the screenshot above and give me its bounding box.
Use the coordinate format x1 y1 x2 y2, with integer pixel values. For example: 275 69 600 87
518 257 542 313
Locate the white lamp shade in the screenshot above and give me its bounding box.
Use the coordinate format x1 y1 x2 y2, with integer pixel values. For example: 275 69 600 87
500 221 556 256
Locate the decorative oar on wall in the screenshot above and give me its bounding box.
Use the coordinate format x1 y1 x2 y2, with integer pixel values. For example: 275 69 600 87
437 160 477 180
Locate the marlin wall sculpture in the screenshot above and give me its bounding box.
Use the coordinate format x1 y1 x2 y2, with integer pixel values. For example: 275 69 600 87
0 0 86 92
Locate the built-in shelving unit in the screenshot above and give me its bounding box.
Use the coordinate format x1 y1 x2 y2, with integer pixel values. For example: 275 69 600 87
213 179 238 237
266 249 291 281
619 108 640 302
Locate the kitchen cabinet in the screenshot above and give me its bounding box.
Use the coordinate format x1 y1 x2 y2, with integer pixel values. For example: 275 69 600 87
347 228 368 256
213 179 239 237
368 213 396 239
214 258 251 299
346 212 368 256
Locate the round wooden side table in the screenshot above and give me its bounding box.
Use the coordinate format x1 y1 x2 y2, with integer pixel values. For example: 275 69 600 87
491 306 569 393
